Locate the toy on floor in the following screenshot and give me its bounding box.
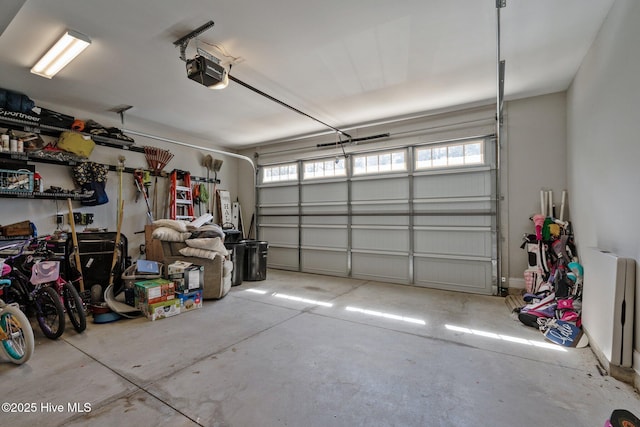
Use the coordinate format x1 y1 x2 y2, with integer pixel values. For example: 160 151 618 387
605 409 640 427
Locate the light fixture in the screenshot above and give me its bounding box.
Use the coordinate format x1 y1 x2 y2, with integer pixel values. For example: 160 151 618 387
30 30 91 79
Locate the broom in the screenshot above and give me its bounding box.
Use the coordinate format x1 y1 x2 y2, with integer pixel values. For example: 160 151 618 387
143 146 174 219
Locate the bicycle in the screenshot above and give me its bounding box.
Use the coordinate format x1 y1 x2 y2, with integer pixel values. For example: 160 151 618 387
0 239 65 339
0 278 35 364
28 239 86 333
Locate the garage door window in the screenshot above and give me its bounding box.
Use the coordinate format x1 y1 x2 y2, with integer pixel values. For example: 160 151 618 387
353 150 406 175
263 164 298 183
415 141 483 170
303 158 346 180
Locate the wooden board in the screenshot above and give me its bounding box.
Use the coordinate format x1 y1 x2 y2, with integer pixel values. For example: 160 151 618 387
217 190 233 227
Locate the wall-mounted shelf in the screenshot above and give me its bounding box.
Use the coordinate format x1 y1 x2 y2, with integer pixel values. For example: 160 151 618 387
0 114 219 184
0 111 136 151
0 190 90 201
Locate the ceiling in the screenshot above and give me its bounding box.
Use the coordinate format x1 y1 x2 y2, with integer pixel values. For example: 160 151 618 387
0 0 614 150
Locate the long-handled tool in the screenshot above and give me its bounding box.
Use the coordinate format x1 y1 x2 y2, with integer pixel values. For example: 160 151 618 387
144 146 174 219
108 200 125 290
117 155 125 225
134 170 154 223
67 198 85 293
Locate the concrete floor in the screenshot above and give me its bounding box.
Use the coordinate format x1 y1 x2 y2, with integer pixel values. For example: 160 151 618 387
1 269 639 427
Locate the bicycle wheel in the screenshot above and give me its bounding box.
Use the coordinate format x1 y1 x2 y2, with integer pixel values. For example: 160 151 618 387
0 304 35 364
35 286 65 339
62 282 86 333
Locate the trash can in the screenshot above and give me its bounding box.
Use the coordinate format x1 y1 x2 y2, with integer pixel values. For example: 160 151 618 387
240 240 268 281
224 241 246 286
223 229 242 244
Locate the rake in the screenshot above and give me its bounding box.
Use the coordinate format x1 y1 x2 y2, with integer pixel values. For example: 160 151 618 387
144 146 174 175
143 146 174 218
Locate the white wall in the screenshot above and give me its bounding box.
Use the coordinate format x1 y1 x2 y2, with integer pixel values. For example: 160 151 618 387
0 106 239 261
505 92 567 287
567 0 640 380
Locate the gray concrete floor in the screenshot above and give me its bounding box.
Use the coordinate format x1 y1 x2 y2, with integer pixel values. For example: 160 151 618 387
1 269 639 426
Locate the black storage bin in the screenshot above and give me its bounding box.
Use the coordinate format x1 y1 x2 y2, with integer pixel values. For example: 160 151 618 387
65 232 128 293
223 229 242 244
240 240 268 281
224 241 246 286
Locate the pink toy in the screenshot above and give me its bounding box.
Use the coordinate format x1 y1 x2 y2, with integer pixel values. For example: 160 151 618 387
533 214 546 241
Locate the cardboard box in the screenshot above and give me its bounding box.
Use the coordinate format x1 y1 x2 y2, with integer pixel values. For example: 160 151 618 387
134 278 175 307
176 289 203 311
168 264 204 292
141 299 180 321
167 260 193 275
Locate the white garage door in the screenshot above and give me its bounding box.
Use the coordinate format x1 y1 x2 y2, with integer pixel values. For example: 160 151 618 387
257 137 497 295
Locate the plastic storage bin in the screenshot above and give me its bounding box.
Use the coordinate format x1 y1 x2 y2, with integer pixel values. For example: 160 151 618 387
240 240 268 281
224 241 246 286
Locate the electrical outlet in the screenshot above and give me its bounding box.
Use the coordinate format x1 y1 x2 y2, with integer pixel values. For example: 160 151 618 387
56 214 63 225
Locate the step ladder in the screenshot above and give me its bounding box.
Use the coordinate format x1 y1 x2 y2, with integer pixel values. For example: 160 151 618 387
169 169 195 221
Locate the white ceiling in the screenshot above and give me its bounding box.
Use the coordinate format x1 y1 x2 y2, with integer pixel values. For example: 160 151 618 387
0 0 614 149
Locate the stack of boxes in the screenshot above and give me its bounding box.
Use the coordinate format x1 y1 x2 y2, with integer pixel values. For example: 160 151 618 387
134 260 204 321
168 261 204 312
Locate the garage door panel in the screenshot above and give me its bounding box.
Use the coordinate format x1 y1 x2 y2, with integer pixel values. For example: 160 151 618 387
352 253 409 283
260 225 298 246
413 199 493 212
301 226 347 249
413 257 492 294
352 177 409 201
302 182 347 203
414 227 492 257
301 249 348 276
302 216 348 226
414 171 491 199
352 215 410 226
260 185 299 204
352 227 409 253
413 215 491 227
268 247 299 270
301 204 347 215
351 203 410 214
260 206 299 216
258 216 298 225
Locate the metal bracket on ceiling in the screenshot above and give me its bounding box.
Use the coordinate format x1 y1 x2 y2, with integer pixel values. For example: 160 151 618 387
109 105 133 126
173 20 215 62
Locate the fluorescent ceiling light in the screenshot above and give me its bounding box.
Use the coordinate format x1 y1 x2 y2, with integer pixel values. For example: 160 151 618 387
31 30 91 79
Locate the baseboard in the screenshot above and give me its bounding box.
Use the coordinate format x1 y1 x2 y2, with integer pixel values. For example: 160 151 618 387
508 277 525 294
584 327 636 386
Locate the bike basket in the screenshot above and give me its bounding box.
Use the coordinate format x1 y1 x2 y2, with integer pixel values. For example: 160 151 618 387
30 260 60 284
